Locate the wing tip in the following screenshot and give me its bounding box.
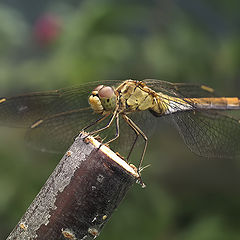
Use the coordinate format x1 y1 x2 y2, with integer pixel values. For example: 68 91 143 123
201 85 214 93
31 119 44 129
0 98 6 104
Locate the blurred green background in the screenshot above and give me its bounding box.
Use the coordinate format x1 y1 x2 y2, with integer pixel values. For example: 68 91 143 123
0 0 240 239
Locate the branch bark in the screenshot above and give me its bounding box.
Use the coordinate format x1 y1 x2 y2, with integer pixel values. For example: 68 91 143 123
7 133 139 240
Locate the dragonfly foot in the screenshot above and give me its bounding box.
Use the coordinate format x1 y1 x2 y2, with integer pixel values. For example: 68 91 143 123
136 170 146 188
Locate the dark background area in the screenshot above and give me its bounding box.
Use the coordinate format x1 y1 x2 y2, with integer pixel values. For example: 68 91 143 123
0 0 240 239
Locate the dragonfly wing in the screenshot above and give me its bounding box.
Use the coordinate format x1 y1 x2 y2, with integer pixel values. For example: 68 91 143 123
0 80 122 128
169 110 240 158
25 107 153 155
0 91 59 127
25 107 98 153
143 79 215 98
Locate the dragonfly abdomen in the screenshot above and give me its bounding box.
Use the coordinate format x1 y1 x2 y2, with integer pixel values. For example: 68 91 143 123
190 97 240 110
151 96 240 117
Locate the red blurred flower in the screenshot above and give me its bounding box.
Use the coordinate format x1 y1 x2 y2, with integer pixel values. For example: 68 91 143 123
33 14 61 47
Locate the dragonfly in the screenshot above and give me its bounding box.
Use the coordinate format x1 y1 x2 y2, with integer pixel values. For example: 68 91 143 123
0 79 240 173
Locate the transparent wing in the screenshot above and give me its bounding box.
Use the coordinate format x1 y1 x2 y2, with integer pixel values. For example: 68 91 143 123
143 79 216 98
0 79 213 128
167 110 240 158
25 105 158 155
25 107 99 153
142 79 240 158
1 79 156 154
0 80 122 127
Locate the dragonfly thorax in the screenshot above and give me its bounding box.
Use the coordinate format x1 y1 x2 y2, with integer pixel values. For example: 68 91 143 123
116 80 158 114
88 85 117 114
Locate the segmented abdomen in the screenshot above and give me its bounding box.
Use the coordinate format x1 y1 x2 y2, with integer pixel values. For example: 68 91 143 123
188 97 240 110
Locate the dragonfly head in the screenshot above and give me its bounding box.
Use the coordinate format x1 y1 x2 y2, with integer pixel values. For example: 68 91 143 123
89 85 117 114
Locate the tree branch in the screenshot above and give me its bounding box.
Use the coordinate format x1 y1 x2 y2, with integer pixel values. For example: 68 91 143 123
7 133 139 240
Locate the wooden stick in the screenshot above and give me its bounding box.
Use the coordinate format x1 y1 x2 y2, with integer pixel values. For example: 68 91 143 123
7 132 139 240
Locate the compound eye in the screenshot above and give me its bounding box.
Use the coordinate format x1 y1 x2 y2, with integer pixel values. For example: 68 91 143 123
98 86 115 99
93 85 104 92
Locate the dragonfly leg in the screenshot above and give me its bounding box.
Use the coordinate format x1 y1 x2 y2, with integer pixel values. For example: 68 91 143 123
122 114 148 185
90 108 118 136
105 114 120 144
126 130 139 162
82 113 110 132
79 113 110 141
